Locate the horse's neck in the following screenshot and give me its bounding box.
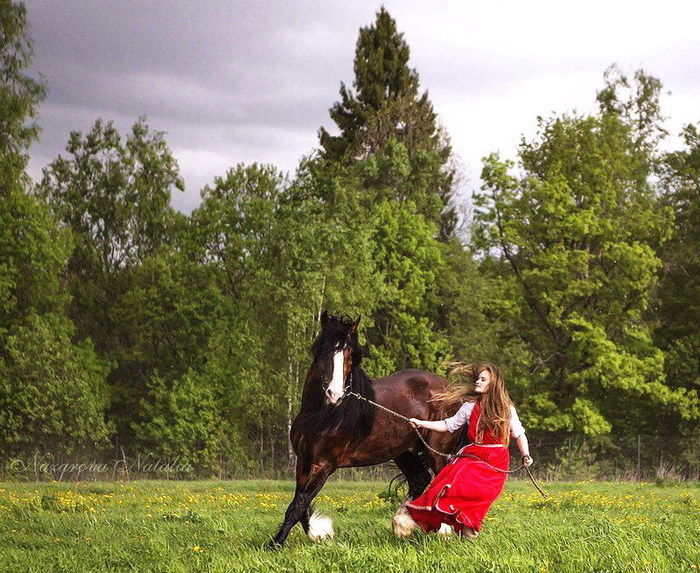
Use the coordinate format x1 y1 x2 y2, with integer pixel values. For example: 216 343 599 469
348 366 373 397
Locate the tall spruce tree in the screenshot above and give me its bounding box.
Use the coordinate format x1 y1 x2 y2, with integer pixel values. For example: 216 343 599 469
318 7 456 237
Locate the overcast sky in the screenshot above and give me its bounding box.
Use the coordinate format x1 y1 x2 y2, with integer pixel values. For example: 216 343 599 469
24 0 700 213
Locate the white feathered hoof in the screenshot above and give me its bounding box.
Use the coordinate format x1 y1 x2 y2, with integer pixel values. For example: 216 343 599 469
392 505 418 538
437 523 453 535
308 511 334 542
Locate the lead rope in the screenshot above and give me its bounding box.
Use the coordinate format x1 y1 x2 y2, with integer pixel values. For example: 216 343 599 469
346 390 548 499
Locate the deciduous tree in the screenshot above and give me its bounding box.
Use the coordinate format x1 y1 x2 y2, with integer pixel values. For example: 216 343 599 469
473 71 698 435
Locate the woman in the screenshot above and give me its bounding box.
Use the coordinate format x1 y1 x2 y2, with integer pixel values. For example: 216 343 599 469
405 362 533 538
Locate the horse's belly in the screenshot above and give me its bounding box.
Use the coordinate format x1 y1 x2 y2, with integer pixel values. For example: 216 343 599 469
336 450 396 467
334 424 417 467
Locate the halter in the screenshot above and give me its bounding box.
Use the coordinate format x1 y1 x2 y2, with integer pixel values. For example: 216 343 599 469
321 373 353 399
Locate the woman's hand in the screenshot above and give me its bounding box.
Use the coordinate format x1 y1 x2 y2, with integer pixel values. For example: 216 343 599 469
522 454 533 467
409 418 448 432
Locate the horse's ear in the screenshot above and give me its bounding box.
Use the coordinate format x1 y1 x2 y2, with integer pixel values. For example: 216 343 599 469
320 310 329 327
349 315 361 334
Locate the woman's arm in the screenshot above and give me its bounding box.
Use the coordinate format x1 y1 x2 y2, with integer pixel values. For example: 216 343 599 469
409 418 449 432
515 433 533 466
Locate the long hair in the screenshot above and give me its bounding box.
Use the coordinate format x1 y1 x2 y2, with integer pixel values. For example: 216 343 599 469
434 361 513 444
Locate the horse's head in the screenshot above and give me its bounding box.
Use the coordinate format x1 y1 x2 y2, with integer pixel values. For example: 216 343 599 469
311 311 362 406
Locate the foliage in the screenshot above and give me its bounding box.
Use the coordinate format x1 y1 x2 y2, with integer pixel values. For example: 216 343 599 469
0 0 45 176
0 1 112 460
472 70 698 436
189 163 317 471
37 118 188 441
363 197 450 374
3 1 700 475
0 183 71 339
39 118 184 274
0 0 61 338
107 246 225 438
653 123 700 432
318 7 455 237
0 313 111 456
132 371 224 473
37 118 185 345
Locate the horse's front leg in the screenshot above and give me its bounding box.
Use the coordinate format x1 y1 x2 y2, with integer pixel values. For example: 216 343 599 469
268 459 335 549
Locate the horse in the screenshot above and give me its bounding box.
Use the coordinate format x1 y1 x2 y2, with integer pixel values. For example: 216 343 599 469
269 311 461 548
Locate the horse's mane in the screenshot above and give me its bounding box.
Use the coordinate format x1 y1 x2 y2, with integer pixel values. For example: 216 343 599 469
297 314 376 442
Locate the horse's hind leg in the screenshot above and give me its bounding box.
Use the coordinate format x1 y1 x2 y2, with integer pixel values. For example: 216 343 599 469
391 451 432 538
393 450 432 500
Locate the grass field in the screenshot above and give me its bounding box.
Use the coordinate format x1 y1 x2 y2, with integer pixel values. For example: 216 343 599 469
0 478 698 572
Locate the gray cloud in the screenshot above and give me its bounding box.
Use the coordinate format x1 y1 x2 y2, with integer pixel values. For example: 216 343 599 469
23 0 700 214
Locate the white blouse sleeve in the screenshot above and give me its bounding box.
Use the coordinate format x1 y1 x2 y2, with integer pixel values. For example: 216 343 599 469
444 401 475 433
510 405 525 439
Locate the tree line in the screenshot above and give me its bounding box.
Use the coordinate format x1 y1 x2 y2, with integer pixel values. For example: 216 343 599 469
1 3 698 477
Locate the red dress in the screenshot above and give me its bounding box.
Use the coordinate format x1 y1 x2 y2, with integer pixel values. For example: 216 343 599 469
406 401 509 534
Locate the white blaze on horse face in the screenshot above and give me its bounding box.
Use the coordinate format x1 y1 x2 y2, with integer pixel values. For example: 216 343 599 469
326 348 346 404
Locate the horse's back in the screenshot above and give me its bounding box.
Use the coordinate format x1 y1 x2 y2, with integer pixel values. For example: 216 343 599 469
372 368 449 419
371 368 461 472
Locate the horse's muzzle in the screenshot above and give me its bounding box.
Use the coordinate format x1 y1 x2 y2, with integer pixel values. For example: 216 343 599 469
325 388 344 405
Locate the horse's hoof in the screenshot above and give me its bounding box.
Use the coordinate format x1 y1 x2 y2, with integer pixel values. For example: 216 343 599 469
460 528 479 540
437 523 453 535
392 505 417 538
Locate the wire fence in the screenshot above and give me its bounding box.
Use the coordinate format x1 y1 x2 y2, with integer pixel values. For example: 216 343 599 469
1 434 698 483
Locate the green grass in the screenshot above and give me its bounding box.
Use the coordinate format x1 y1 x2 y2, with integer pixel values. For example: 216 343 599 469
0 478 698 572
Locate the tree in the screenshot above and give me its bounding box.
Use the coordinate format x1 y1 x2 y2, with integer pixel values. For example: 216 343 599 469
132 370 226 474
38 118 185 344
0 0 45 177
107 245 225 439
0 313 111 457
38 118 186 445
189 163 301 473
0 185 71 340
654 123 700 425
318 8 455 237
472 70 698 436
39 118 184 273
596 65 668 169
0 0 61 337
189 163 287 297
296 152 453 377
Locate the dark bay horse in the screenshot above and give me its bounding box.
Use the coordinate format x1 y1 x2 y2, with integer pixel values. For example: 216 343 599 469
269 311 461 548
